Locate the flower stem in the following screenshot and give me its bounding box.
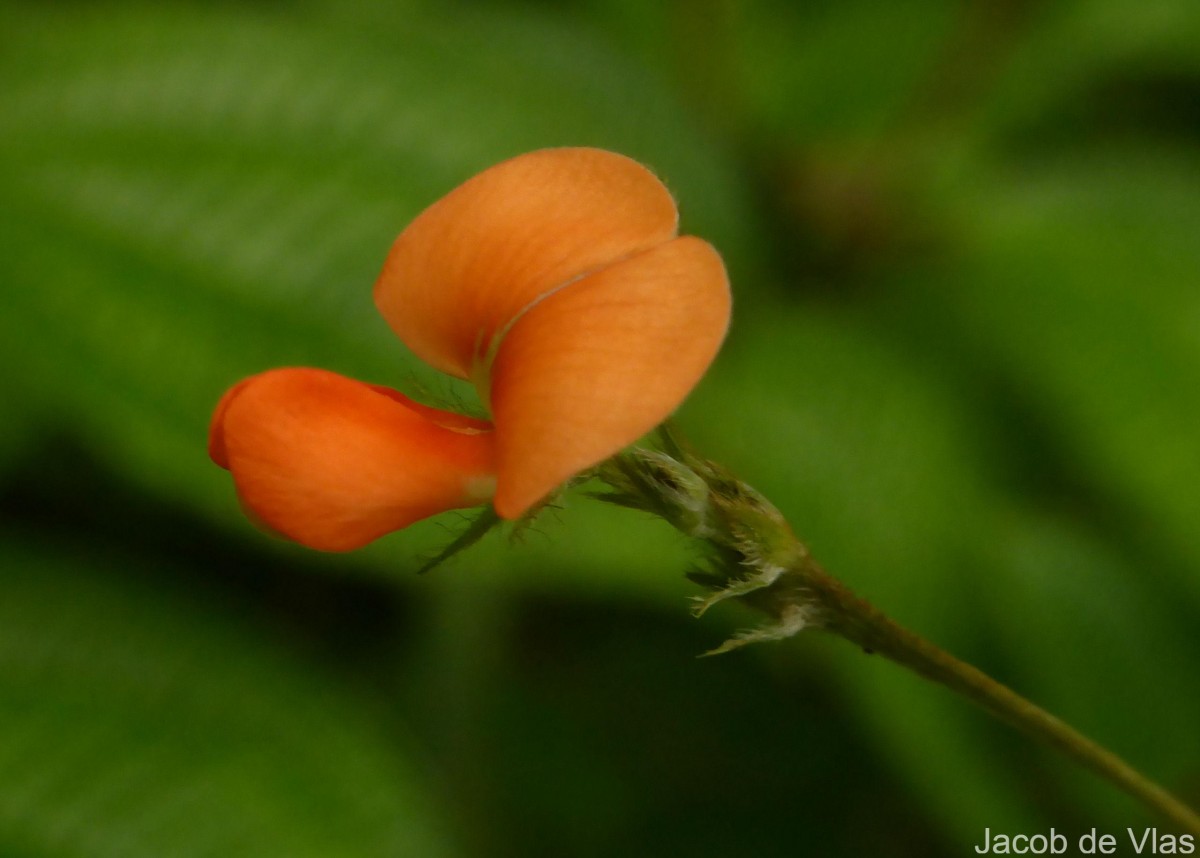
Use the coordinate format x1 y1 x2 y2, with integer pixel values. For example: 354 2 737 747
804 558 1200 835
594 443 1200 835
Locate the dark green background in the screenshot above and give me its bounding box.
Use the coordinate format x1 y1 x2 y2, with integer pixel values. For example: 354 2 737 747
1 0 1198 855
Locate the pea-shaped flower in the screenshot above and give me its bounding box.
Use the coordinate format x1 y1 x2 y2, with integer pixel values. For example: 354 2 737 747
209 148 730 551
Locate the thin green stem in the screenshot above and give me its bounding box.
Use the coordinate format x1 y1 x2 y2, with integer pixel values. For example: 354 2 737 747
597 445 1200 833
807 562 1200 835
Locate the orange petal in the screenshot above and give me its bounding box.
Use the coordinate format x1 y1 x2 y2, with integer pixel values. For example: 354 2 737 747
374 147 679 380
486 236 730 519
212 368 496 551
208 376 255 469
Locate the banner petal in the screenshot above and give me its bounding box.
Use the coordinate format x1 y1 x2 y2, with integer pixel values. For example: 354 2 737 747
374 147 679 380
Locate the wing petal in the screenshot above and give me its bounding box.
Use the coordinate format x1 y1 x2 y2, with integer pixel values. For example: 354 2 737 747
211 368 496 551
486 236 730 519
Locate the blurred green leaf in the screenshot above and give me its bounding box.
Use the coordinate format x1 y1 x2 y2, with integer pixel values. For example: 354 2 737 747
732 0 958 141
980 0 1200 145
574 0 957 143
917 149 1200 602
0 538 456 857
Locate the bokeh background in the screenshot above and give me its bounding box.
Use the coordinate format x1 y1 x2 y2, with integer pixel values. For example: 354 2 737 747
2 0 1199 855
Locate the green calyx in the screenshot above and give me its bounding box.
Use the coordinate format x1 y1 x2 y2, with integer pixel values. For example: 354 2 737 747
592 425 834 654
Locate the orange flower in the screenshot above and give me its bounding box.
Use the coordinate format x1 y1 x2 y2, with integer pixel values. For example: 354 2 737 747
210 148 731 551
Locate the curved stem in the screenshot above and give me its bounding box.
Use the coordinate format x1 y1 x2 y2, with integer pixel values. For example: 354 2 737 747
596 445 1200 833
809 562 1200 835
